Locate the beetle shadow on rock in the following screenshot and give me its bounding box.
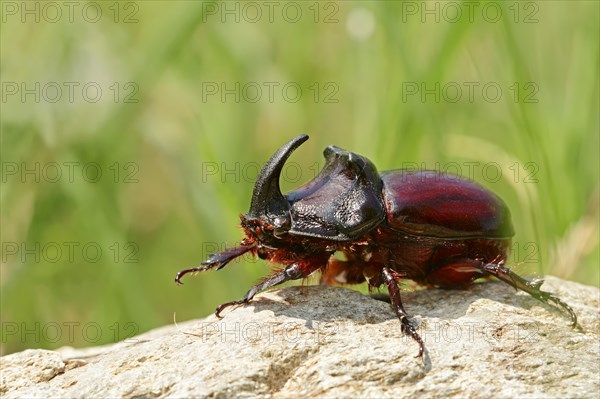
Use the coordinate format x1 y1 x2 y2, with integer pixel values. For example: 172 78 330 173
236 280 572 370
247 281 568 325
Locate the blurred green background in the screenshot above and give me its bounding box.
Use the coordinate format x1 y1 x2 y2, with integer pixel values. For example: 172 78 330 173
1 1 598 355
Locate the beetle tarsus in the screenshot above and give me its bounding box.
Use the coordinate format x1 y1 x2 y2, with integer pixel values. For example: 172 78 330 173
213 260 321 318
480 262 578 327
382 267 425 359
175 265 216 285
215 300 246 318
175 245 255 285
544 294 577 327
175 268 197 285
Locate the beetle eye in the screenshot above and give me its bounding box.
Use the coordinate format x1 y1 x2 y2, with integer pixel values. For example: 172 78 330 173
273 216 288 229
272 216 290 238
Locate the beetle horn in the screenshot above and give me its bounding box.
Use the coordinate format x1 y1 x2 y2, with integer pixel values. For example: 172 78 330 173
248 134 309 218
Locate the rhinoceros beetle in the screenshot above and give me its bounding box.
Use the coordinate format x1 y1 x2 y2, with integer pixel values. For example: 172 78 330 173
176 134 577 357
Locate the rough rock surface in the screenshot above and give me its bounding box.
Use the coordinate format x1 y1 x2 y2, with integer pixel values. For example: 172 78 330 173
1 276 599 398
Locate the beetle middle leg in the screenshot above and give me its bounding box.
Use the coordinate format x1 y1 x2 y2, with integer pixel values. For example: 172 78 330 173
381 266 425 358
215 255 326 317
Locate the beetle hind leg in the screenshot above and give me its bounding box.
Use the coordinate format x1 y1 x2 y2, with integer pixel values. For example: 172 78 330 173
381 267 425 358
478 261 577 327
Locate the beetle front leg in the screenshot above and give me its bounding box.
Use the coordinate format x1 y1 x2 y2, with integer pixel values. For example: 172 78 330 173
479 262 577 327
381 267 425 358
175 245 253 285
215 256 325 317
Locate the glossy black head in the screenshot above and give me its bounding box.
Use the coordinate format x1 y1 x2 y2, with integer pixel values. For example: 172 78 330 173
243 134 385 244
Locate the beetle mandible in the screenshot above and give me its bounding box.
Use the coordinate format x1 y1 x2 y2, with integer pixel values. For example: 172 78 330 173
176 134 577 357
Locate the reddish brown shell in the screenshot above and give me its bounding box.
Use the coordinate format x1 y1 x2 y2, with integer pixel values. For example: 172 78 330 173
381 170 514 238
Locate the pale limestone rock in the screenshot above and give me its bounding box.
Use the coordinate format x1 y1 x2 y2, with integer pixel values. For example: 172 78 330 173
1 276 598 398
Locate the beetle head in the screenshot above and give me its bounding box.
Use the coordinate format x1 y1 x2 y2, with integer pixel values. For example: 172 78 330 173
243 134 309 242
242 134 385 245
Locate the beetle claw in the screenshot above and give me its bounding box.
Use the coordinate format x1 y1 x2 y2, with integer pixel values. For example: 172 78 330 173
174 264 218 285
175 269 193 285
215 300 246 318
547 295 578 327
